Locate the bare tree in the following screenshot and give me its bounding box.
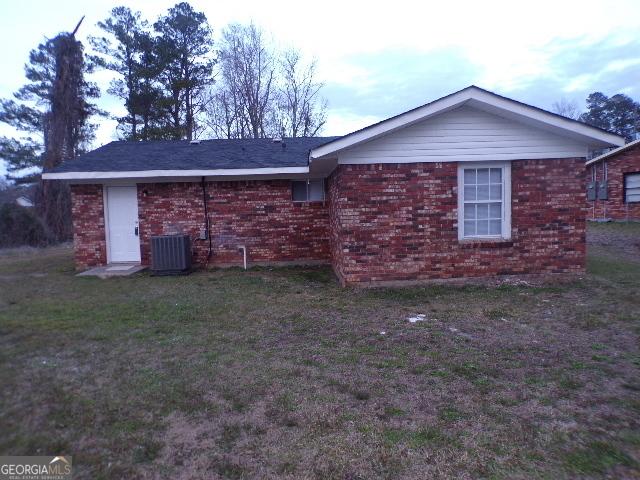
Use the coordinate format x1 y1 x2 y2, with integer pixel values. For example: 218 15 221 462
203 88 240 138
275 49 327 137
204 24 328 140
552 98 581 120
216 23 275 138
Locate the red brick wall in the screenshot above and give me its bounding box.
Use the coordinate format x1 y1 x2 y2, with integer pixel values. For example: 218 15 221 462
328 159 586 285
70 161 586 281
587 143 640 221
70 184 106 269
137 180 330 267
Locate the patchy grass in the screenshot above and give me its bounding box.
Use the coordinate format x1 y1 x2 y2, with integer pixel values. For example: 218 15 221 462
0 224 639 479
564 441 636 475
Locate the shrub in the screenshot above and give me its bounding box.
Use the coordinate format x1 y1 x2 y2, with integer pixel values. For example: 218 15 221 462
0 203 53 247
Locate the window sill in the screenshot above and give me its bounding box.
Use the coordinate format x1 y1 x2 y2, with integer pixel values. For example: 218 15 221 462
458 237 513 248
291 200 326 205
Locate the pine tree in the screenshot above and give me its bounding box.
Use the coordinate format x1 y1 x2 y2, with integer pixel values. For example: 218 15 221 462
90 7 147 140
154 2 215 140
580 92 640 142
132 32 167 140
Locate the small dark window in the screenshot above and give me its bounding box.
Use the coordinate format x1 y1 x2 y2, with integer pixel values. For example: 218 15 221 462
292 180 324 202
292 181 308 201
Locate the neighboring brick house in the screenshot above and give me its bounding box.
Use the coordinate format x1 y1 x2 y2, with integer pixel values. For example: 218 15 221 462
586 139 640 221
43 86 624 285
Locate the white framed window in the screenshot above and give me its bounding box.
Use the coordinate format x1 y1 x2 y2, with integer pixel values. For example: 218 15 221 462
625 173 640 203
292 179 325 202
457 162 511 240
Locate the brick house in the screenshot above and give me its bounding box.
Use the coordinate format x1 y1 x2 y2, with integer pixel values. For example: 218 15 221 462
586 139 640 221
43 86 623 285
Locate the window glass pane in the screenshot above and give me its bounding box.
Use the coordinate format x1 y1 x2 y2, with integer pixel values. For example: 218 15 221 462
477 203 489 219
489 202 502 219
490 184 502 200
625 174 640 203
464 185 476 201
464 169 476 185
308 180 324 201
464 203 476 220
292 181 308 201
489 219 502 235
477 168 490 184
477 184 490 200
460 165 507 238
464 221 476 236
625 174 640 188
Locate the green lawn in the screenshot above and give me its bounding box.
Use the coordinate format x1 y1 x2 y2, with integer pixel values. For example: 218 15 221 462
1 224 639 479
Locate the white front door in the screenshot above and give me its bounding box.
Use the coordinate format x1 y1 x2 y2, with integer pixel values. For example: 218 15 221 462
106 186 141 263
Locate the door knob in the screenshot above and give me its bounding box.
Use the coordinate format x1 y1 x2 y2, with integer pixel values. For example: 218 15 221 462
134 226 139 236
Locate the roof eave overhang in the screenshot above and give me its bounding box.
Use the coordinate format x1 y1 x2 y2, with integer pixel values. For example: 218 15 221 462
41 166 310 181
585 138 640 166
309 87 625 160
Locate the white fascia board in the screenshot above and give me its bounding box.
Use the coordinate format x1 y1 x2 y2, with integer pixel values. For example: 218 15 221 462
467 90 624 147
42 166 309 180
309 86 625 159
585 138 640 166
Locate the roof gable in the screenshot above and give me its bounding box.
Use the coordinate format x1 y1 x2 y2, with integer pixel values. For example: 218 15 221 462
335 105 592 164
310 86 624 160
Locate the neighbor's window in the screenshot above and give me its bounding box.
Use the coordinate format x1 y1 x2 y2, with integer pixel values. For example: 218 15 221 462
625 173 640 203
458 163 511 240
292 179 325 202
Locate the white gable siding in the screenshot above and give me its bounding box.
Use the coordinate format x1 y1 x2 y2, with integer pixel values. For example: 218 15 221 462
337 106 588 164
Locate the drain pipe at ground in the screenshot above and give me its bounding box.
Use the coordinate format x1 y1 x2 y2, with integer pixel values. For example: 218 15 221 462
238 245 247 270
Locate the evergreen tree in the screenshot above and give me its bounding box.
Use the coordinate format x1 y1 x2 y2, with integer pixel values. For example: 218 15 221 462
154 2 215 140
580 92 640 142
132 32 167 140
90 6 147 140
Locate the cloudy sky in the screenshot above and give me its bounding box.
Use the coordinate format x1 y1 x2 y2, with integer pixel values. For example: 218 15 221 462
1 0 639 177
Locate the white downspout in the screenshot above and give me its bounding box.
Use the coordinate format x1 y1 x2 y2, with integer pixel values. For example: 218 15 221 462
603 161 607 220
238 245 247 270
592 165 596 220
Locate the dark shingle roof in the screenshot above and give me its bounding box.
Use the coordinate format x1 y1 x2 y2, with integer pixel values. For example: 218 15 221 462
47 137 340 173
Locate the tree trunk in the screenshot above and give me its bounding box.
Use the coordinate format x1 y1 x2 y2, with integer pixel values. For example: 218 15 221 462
185 86 193 141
